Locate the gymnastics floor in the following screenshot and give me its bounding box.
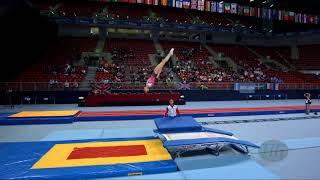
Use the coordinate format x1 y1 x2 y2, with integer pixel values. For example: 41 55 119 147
0 99 320 179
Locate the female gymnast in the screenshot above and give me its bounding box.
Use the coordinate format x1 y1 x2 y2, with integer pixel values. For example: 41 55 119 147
144 48 174 93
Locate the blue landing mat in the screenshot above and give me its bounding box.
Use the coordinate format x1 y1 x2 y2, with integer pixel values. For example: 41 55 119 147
253 137 320 152
0 112 15 117
154 116 202 132
175 154 280 179
0 112 15 124
181 159 280 179
0 137 177 179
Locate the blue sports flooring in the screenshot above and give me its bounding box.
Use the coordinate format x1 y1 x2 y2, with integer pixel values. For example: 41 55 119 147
0 100 320 179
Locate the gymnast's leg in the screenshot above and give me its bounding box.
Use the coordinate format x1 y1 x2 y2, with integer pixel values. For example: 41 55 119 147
144 48 174 93
154 48 174 78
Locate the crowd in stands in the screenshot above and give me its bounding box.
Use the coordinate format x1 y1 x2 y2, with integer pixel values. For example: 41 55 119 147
45 64 86 89
174 64 271 84
44 64 86 76
95 62 125 83
7 27 320 92
92 62 125 94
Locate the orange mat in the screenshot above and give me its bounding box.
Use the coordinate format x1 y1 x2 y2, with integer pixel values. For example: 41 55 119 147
9 110 80 118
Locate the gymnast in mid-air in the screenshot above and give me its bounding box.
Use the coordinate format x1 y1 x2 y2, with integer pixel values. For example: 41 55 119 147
144 48 174 93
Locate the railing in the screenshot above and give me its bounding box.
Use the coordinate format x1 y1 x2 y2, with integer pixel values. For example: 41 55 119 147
0 82 80 92
91 81 177 90
49 16 263 35
276 83 320 90
2 82 320 91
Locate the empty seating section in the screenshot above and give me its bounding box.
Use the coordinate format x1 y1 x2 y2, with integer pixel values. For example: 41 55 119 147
14 66 86 82
274 47 292 67
34 2 57 11
150 7 192 23
9 65 87 91
160 41 210 65
250 46 292 68
299 45 320 60
289 45 320 70
191 11 230 26
105 38 154 66
264 70 320 83
210 44 259 66
58 2 103 17
9 38 97 90
43 38 97 64
108 4 149 20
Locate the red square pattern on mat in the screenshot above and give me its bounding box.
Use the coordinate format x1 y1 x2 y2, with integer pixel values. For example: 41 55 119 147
67 145 147 159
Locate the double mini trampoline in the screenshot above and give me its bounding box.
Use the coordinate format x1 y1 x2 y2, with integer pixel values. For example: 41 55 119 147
154 116 259 157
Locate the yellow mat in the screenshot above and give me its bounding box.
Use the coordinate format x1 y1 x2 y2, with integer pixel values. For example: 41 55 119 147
32 139 171 169
9 110 80 118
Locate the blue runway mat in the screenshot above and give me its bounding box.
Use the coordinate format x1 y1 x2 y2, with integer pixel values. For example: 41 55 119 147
0 116 74 125
76 109 320 122
41 129 104 141
101 128 155 139
41 128 155 141
1 109 319 125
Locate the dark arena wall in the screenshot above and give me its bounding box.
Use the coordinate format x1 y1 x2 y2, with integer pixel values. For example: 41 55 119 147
0 0 58 81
